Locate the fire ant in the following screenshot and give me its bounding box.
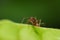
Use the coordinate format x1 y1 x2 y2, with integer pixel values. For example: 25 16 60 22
21 17 45 27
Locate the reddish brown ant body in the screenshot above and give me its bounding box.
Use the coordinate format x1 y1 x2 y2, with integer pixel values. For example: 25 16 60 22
27 17 41 27
21 17 45 27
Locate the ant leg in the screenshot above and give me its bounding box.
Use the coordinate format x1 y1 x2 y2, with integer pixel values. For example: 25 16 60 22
39 19 42 27
39 19 45 27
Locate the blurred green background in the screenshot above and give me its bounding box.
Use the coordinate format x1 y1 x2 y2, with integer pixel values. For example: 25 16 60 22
0 0 60 28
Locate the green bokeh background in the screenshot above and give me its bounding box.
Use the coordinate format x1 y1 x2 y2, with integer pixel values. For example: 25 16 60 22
0 0 60 28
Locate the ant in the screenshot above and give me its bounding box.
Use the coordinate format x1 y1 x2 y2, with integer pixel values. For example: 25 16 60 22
21 17 45 27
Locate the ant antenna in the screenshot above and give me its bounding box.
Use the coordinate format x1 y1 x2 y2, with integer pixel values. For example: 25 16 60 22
21 18 25 23
21 17 29 23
